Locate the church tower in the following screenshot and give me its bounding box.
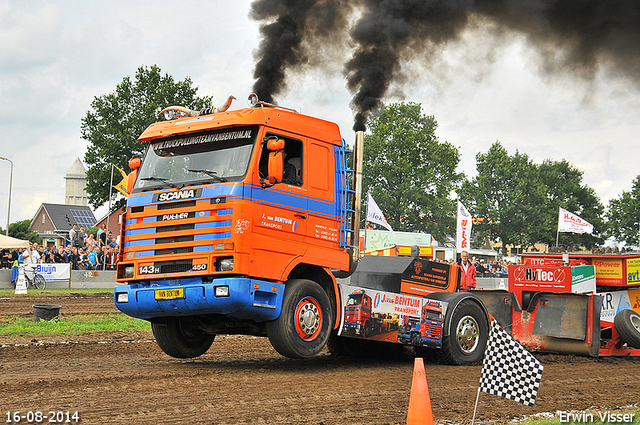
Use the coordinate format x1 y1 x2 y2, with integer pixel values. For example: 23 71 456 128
64 157 88 206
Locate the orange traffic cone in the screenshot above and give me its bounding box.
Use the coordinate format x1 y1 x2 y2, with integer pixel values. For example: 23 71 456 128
406 357 434 425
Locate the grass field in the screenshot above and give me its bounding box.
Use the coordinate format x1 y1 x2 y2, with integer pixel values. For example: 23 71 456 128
0 314 151 336
0 288 150 336
0 288 114 296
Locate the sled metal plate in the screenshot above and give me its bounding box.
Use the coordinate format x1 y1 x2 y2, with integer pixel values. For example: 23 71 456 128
155 288 185 300
532 295 588 340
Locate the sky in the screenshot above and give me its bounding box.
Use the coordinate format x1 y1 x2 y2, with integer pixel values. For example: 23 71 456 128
1 0 639 230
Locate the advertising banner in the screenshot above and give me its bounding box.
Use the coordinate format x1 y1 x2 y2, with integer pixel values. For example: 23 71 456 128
508 265 572 306
599 290 632 327
592 258 623 286
571 265 596 294
456 201 472 251
557 207 594 234
626 258 640 286
337 283 447 348
366 193 395 236
27 263 71 281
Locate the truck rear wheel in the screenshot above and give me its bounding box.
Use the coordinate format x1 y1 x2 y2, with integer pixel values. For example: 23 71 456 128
266 279 331 359
438 300 488 365
152 317 215 358
614 309 640 349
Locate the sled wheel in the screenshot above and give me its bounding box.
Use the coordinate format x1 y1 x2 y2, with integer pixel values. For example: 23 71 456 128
33 274 46 289
438 299 488 365
614 309 640 349
267 279 331 359
152 316 215 358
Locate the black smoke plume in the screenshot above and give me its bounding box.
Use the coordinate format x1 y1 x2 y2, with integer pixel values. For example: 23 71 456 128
250 0 352 104
251 0 640 131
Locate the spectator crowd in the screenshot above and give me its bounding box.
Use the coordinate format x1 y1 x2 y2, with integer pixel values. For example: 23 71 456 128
0 223 119 271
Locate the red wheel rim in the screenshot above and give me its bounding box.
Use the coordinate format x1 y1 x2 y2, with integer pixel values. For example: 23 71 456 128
294 296 322 341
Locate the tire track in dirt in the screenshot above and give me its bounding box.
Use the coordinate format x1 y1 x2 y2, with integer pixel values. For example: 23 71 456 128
1 293 639 424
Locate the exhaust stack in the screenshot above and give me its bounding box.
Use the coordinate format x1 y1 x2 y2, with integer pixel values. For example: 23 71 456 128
351 130 364 264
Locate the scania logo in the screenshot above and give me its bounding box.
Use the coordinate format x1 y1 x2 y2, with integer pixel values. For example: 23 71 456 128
153 188 201 203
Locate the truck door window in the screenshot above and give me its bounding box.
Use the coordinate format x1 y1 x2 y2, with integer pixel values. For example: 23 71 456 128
259 134 303 186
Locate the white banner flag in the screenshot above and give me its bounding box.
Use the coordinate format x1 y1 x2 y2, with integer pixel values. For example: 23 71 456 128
558 207 594 234
367 193 395 235
456 201 472 250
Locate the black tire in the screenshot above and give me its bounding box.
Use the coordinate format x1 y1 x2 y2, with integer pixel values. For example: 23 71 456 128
33 274 46 290
614 309 640 349
438 299 488 365
411 332 421 347
363 320 370 338
152 316 215 358
266 279 332 359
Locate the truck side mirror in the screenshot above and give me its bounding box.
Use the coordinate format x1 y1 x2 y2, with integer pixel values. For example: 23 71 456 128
129 157 141 170
268 151 284 185
261 138 285 187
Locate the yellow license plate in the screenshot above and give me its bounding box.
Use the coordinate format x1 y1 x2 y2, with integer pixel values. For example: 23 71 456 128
155 288 184 300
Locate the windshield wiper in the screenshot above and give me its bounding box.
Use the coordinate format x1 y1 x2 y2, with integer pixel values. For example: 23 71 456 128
188 169 228 182
140 176 184 189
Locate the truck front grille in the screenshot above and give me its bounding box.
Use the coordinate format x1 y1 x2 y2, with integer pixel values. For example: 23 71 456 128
158 259 193 274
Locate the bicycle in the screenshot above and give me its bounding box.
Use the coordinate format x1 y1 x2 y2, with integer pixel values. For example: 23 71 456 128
23 265 46 289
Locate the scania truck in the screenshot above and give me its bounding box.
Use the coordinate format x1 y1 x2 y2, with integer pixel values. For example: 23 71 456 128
114 94 490 365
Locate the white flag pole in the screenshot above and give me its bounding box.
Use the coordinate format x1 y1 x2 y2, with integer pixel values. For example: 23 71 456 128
471 386 481 425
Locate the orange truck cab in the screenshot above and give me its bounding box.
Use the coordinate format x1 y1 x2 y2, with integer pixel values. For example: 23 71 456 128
114 94 490 365
114 95 359 359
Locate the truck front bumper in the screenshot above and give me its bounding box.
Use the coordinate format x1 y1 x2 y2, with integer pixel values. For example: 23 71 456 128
114 277 284 322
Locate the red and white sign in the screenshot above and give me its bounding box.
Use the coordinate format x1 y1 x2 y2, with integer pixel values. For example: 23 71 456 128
508 265 572 306
558 207 594 234
456 201 472 250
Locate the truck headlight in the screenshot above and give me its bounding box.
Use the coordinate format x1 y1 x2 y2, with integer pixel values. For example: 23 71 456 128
124 266 134 278
215 286 230 297
216 257 234 271
116 292 129 303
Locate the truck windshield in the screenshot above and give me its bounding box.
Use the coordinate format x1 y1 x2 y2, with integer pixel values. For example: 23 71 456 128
134 126 258 192
347 294 364 306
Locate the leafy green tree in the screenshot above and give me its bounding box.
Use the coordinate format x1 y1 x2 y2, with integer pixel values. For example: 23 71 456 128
459 142 547 253
8 220 39 243
606 176 640 248
538 159 605 248
362 102 462 240
81 65 212 210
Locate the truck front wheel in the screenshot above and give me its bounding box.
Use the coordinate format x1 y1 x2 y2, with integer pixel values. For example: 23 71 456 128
438 300 488 365
152 317 215 359
267 279 331 359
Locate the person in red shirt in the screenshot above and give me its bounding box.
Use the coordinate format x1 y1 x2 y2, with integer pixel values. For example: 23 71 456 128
458 250 477 290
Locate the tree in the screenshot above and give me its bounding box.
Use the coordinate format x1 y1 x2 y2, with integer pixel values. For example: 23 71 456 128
459 142 547 253
606 176 640 248
362 102 463 240
538 159 605 248
7 220 38 243
81 65 212 210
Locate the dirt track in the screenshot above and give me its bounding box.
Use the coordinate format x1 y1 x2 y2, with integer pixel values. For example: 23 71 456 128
1 293 639 425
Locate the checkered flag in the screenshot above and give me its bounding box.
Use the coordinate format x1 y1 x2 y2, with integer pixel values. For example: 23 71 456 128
479 319 544 407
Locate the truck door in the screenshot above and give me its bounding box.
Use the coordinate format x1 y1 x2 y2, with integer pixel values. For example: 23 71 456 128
302 140 340 248
250 132 309 276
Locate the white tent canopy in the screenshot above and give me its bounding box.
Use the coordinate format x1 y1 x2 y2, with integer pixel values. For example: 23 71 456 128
0 234 30 249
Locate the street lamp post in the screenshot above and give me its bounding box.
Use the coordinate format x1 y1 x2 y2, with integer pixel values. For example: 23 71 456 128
0 156 13 236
